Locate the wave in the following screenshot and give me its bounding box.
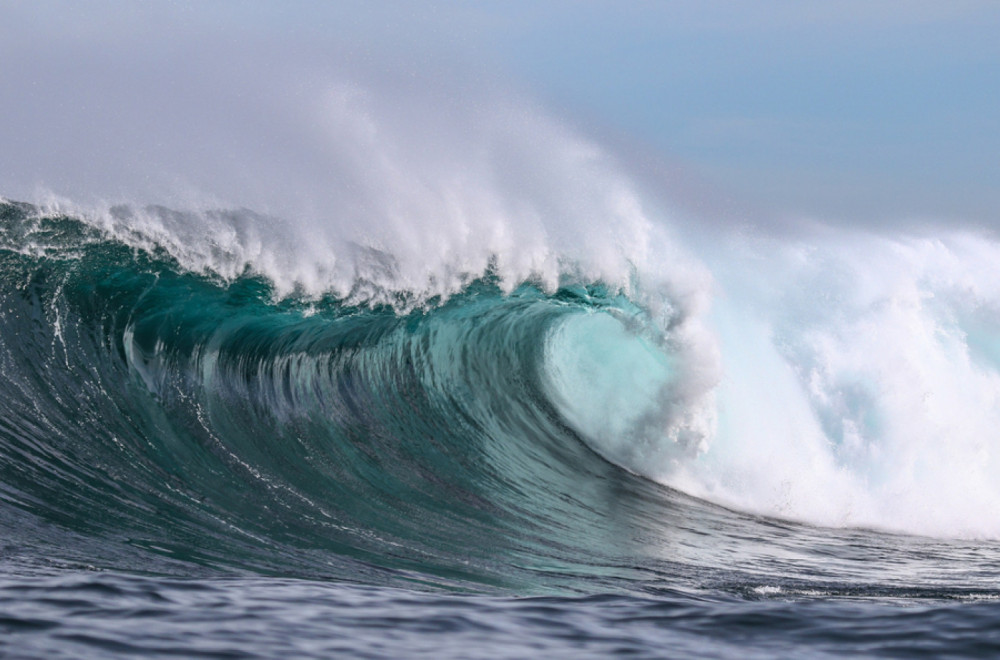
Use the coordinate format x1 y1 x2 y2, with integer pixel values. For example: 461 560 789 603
5 0 1000 561
0 201 723 589
6 188 1000 583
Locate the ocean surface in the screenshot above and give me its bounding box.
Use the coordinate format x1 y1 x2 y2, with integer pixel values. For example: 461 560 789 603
4 196 1000 658
6 3 1000 656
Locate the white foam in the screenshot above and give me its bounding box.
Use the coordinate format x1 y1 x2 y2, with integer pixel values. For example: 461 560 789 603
670 229 1000 539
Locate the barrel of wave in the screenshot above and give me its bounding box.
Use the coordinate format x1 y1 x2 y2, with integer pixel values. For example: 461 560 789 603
540 308 714 479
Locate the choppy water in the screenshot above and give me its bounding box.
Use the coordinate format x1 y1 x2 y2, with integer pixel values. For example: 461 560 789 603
5 572 1000 659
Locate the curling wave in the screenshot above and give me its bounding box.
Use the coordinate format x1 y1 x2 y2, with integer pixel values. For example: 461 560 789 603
7 191 1000 605
0 201 723 591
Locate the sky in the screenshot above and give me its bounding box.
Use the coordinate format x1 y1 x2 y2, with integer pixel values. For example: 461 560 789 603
475 1 1000 226
1 0 998 229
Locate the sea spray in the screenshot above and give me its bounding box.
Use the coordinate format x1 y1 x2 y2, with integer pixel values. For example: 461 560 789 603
682 229 1000 537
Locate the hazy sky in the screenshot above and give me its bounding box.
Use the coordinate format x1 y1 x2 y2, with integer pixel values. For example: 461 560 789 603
475 1 1000 225
2 1 998 228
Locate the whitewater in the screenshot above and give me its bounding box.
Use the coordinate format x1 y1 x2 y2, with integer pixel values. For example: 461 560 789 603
4 3 1000 657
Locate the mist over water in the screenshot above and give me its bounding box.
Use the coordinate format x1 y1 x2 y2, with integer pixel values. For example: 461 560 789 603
687 229 1000 537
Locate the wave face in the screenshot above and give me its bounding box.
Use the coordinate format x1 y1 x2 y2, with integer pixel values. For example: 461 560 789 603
5 197 1000 601
0 201 719 590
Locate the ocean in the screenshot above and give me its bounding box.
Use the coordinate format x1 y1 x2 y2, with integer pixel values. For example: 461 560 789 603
4 3 1000 657
4 197 1000 657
